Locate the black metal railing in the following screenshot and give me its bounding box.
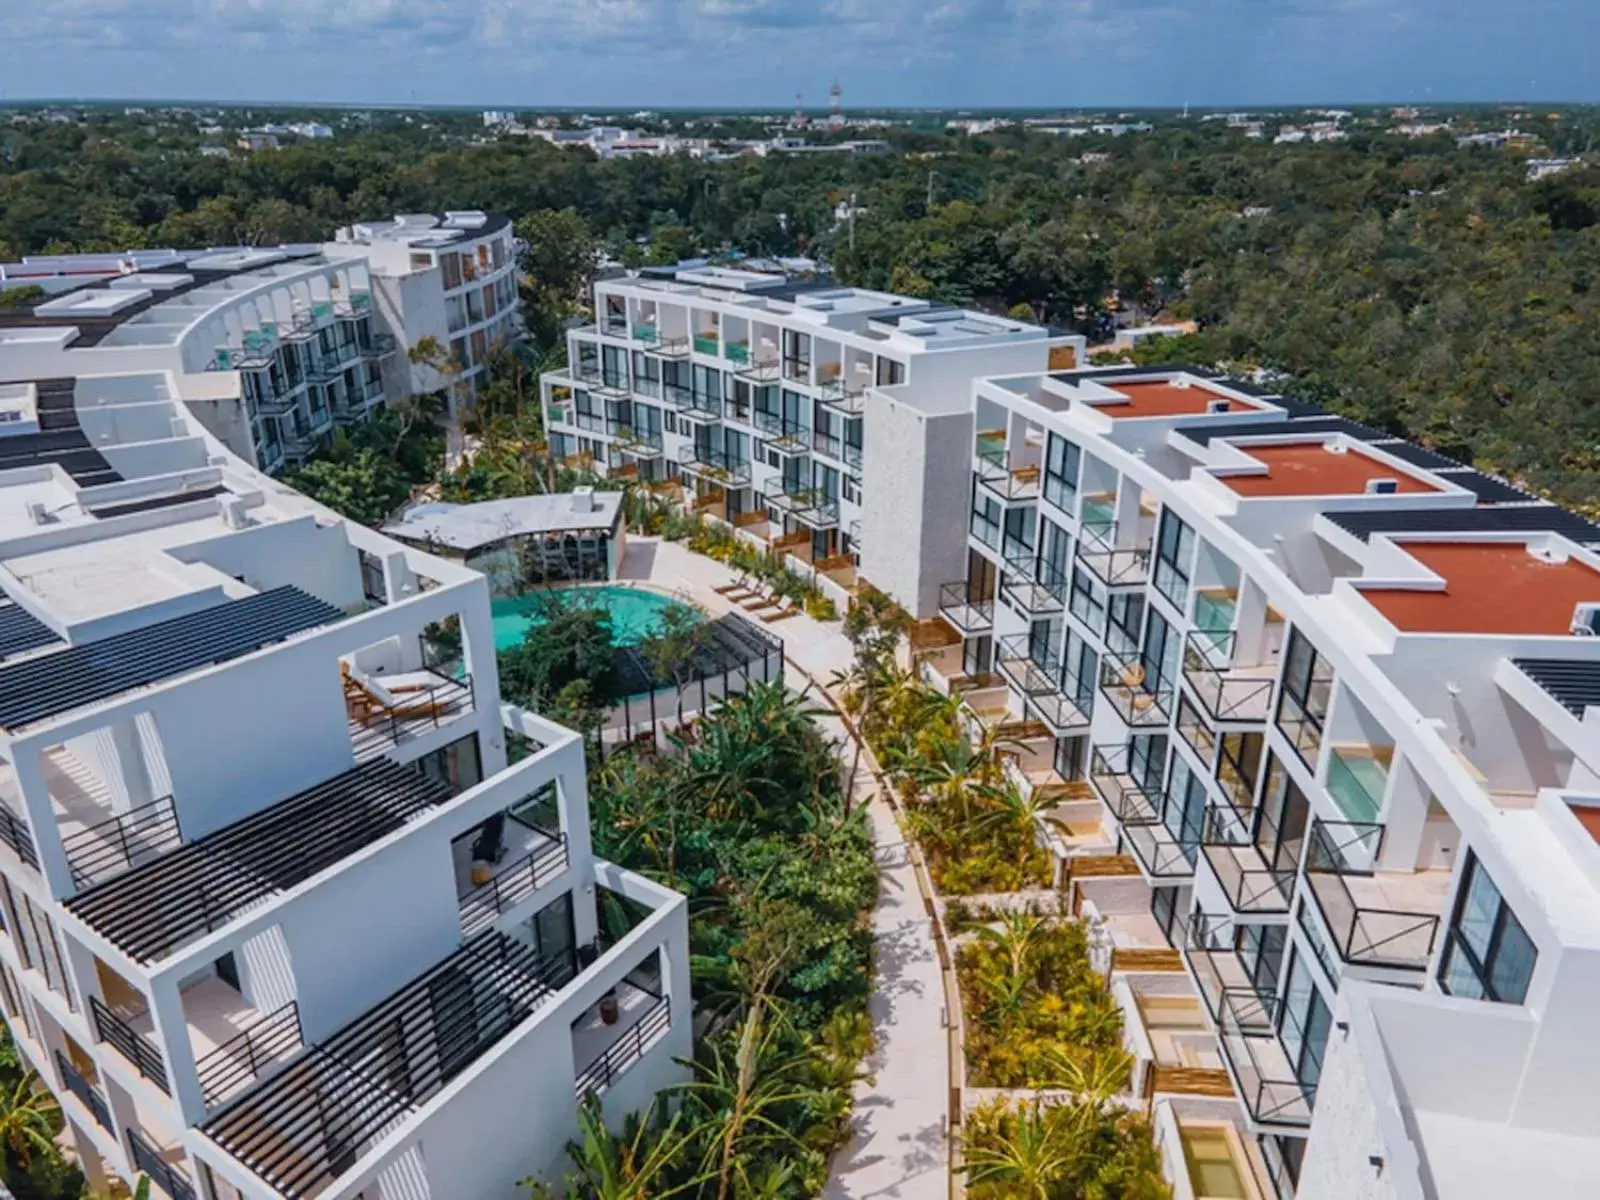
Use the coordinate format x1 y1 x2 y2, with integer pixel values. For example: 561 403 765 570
1000 552 1067 615
128 1126 197 1200
194 1001 303 1108
974 443 1041 501
1076 522 1152 588
61 796 182 892
0 806 38 870
1123 812 1199 880
90 996 169 1093
348 670 474 761
459 835 571 937
1200 806 1294 914
1217 988 1316 1127
1304 819 1440 970
767 489 839 527
54 1050 111 1131
1183 630 1275 723
736 356 780 381
1098 652 1173 727
573 996 672 1099
752 411 810 452
1088 744 1162 825
937 582 994 633
680 447 751 487
1182 912 1241 1022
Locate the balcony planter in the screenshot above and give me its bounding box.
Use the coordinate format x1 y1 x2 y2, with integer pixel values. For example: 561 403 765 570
599 991 620 1025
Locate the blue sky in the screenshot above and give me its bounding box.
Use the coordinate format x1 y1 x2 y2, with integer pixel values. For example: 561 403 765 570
1 0 1594 108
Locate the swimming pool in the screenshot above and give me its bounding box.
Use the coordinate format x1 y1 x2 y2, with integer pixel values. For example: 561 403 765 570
491 586 696 651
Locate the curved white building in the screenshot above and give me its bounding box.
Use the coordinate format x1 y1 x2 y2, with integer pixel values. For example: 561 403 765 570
0 244 687 1198
941 363 1600 1200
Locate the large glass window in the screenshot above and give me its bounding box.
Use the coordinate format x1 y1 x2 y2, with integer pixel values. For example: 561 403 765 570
1106 592 1145 658
1069 565 1106 635
1279 951 1333 1093
970 487 1002 550
1257 752 1309 873
1001 506 1036 561
1218 730 1265 813
1043 433 1081 516
782 330 811 382
1163 756 1207 865
1276 628 1333 767
1153 509 1196 609
1439 853 1536 1004
1141 609 1179 692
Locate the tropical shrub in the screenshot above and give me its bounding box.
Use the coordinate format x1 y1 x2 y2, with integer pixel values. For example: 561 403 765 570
963 1097 1169 1200
958 914 1129 1090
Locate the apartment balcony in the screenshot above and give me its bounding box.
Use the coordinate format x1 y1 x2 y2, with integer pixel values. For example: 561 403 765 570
1181 912 1260 1024
360 332 398 361
818 377 868 415
0 803 39 871
129 1128 197 1200
767 490 839 530
736 355 780 382
573 986 672 1101
68 759 456 965
346 666 475 761
1199 806 1294 916
1303 819 1445 971
1216 988 1315 1129
752 411 810 456
55 1049 112 1131
203 930 580 1200
1076 522 1152 589
1089 744 1163 826
616 427 665 460
995 635 1091 736
1123 810 1200 883
60 794 182 891
592 374 631 401
974 439 1042 502
692 332 720 357
679 447 751 488
631 320 658 344
455 801 570 937
1183 630 1276 724
722 339 750 366
1099 652 1174 728
639 330 690 358
1000 551 1067 616
937 582 993 635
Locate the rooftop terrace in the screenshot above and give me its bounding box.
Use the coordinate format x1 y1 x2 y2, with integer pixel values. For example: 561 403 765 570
1222 441 1441 497
1361 541 1600 636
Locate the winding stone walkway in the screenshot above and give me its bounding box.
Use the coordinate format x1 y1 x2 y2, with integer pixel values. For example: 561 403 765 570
618 537 950 1198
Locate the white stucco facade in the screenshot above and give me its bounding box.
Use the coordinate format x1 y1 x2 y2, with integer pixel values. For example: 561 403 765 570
0 272 688 1200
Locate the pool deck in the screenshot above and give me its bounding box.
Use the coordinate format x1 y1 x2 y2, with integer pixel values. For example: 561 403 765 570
617 537 950 1200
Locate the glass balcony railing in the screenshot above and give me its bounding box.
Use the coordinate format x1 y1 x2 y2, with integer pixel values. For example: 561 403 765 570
1088 744 1162 825
937 582 994 634
995 635 1091 735
1199 805 1293 915
680 447 751 487
1000 552 1067 615
974 442 1042 502
724 341 750 365
1304 819 1441 970
753 411 810 453
1217 989 1316 1128
693 333 720 356
1123 812 1199 880
1077 522 1151 589
1098 652 1173 727
767 489 840 529
1183 629 1276 723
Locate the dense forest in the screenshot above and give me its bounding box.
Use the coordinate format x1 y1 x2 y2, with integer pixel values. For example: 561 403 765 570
3 107 1600 503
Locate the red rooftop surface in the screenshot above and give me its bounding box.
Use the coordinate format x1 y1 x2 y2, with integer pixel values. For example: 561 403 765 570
1094 380 1257 420
1360 541 1600 635
1223 442 1441 498
1568 803 1600 845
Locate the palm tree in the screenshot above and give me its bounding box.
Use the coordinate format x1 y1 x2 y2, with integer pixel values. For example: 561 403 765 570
558 1094 705 1199
676 1000 825 1200
0 1070 57 1171
1044 1046 1134 1106
962 1100 1079 1200
975 910 1048 980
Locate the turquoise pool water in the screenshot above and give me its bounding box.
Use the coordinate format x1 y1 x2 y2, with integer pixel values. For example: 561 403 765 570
491 586 694 651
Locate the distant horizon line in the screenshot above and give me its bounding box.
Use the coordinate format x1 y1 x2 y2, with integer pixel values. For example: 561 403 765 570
3 97 1595 114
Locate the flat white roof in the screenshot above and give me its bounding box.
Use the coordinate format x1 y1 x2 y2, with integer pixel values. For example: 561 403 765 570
383 493 622 553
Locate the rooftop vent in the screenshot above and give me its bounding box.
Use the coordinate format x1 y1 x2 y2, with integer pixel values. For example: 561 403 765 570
1365 478 1399 495
1529 543 1570 565
570 486 596 514
1571 603 1600 637
219 496 249 530
24 501 52 527
1206 398 1230 414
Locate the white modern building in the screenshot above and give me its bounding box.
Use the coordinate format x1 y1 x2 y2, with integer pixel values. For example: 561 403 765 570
922 362 1600 1199
327 213 521 412
539 264 1084 618
0 274 689 1197
0 210 521 475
